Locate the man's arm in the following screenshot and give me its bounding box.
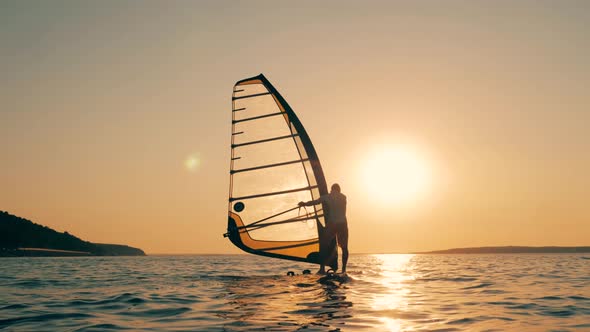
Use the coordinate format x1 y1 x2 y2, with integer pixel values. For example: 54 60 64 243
298 197 323 207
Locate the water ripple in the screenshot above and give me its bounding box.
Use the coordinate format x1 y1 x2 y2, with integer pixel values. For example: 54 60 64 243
0 313 94 327
462 282 493 289
0 254 588 331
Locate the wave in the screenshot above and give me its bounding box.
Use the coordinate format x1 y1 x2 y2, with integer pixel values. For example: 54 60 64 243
0 313 94 328
0 304 28 310
462 282 493 289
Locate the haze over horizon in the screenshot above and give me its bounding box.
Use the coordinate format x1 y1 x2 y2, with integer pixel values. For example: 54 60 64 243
2 1 589 254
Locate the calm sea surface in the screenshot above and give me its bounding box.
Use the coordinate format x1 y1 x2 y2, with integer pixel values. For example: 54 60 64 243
0 254 588 331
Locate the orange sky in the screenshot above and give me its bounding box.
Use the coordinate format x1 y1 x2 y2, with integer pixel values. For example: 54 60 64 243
1 1 589 254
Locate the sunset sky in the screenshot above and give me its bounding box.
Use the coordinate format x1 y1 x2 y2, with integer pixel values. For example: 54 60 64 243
2 1 588 254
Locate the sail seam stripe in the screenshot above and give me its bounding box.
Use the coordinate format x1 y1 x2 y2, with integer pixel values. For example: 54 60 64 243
257 240 319 251
231 158 309 174
232 112 285 124
232 133 299 148
233 108 246 112
232 92 271 100
229 185 318 202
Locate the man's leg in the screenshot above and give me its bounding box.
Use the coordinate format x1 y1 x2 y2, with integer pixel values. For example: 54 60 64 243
322 222 339 273
337 223 349 273
341 245 349 273
318 223 335 275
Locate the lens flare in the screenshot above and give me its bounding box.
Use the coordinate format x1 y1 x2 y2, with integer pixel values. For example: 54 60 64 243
185 154 201 172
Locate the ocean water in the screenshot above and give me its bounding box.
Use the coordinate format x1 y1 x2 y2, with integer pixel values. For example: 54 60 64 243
0 254 588 331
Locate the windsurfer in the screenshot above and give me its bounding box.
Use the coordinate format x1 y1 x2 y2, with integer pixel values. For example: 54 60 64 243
299 183 349 274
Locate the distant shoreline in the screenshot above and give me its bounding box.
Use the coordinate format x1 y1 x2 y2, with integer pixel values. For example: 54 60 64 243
0 247 146 257
414 246 590 254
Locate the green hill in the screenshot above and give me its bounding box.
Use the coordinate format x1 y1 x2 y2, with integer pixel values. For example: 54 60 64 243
0 211 145 257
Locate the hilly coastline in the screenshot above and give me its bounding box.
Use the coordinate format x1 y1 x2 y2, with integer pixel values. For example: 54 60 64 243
0 211 145 257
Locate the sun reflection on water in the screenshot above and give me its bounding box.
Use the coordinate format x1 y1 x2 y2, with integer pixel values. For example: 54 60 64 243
370 254 416 331
371 254 415 307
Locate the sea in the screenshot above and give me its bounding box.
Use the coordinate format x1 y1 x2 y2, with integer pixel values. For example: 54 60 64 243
0 254 588 331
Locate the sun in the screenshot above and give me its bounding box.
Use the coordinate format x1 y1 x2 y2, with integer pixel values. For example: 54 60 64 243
361 145 431 206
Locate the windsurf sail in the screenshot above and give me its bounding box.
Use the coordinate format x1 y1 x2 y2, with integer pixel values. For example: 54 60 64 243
224 74 337 268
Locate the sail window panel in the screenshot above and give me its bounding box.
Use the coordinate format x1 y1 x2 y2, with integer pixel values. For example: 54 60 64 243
231 138 301 170
294 138 317 189
302 160 319 190
233 83 268 99
303 160 317 186
308 186 326 226
233 94 283 122
310 187 322 202
293 132 311 161
232 114 292 146
231 163 309 199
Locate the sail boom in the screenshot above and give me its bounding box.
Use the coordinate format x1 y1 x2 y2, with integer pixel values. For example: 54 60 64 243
239 213 324 231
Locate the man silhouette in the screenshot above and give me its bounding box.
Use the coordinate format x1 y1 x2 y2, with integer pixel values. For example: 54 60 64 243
299 183 349 274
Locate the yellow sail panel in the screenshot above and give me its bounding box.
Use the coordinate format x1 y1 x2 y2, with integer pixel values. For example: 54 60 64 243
228 212 320 262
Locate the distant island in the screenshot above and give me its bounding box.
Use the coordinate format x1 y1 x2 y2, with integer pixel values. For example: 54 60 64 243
0 211 145 257
418 246 590 254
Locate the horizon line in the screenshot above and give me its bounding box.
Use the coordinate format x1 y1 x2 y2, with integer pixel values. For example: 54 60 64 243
146 245 590 256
